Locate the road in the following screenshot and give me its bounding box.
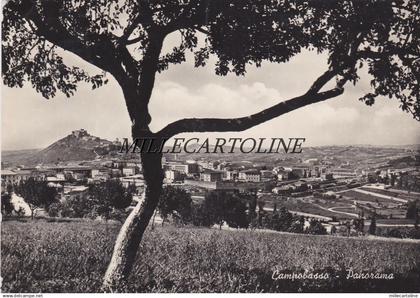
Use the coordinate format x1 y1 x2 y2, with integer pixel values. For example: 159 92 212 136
351 188 408 203
311 203 359 218
263 206 332 221
365 221 415 227
327 206 359 218
215 224 420 243
289 210 332 221
379 188 420 196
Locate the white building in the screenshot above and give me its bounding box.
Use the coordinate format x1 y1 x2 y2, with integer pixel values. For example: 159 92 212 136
165 170 183 183
239 170 261 182
224 170 238 181
120 174 144 188
122 167 136 176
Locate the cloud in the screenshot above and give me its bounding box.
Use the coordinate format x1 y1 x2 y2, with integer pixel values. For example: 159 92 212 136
2 49 419 150
150 79 419 147
149 81 281 131
149 80 359 132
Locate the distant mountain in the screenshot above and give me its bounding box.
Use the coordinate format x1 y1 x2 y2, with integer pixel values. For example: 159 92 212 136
2 129 120 167
386 155 420 168
1 149 41 166
1 130 418 168
169 143 419 169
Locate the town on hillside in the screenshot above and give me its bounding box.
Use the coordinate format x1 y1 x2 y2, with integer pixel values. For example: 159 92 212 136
2 129 420 238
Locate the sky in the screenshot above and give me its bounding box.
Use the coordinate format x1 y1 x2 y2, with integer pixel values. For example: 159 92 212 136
2 33 420 150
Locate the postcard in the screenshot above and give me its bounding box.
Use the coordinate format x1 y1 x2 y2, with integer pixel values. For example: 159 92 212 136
1 0 419 296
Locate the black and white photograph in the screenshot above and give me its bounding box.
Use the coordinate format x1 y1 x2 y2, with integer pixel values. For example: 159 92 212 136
1 0 420 295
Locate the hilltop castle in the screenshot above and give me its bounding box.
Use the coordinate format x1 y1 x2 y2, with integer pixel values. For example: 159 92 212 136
71 129 89 138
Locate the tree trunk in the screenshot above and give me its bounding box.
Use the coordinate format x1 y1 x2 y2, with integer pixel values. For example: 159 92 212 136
151 210 157 230
105 219 109 236
102 151 163 292
101 39 164 291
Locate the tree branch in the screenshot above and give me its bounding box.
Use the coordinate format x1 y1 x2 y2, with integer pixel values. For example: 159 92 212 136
193 26 211 35
306 68 341 95
165 0 211 34
120 2 155 45
156 62 350 139
120 15 142 44
13 0 121 74
391 4 419 15
358 48 420 60
125 36 144 45
156 87 344 138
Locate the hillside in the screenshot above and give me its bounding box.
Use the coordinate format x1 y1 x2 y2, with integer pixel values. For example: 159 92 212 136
2 220 420 293
1 130 120 166
1 149 41 166
1 130 418 168
171 144 419 169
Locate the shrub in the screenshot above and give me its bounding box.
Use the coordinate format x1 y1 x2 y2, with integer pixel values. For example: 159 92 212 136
47 202 61 217
387 229 403 238
305 220 327 235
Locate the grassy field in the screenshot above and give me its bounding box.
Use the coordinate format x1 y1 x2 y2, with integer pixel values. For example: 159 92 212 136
376 218 415 225
277 200 352 220
341 190 398 204
360 188 420 201
2 219 420 293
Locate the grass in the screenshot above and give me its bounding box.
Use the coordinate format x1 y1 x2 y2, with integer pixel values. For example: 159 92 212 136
2 219 420 293
376 218 414 225
277 200 352 220
341 190 398 204
332 206 356 212
360 188 420 201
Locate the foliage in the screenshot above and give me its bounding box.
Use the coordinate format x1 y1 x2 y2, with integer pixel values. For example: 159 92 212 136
2 220 420 293
288 216 305 234
386 228 403 239
261 208 307 234
202 191 226 228
376 226 420 240
87 180 134 221
158 186 192 224
190 203 213 227
15 206 26 218
1 191 14 215
271 207 294 231
224 194 249 229
48 180 134 221
369 216 377 235
203 191 249 229
2 0 419 119
14 178 58 218
305 220 327 235
406 200 418 219
244 192 258 228
353 218 365 234
47 202 61 218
